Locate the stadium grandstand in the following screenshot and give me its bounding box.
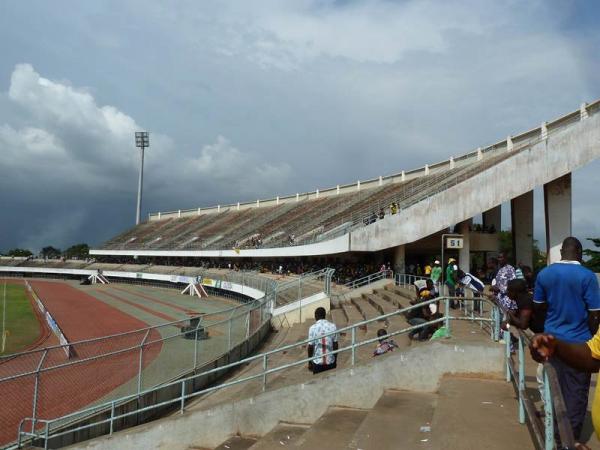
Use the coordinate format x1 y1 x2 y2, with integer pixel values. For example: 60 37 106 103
1 100 599 450
91 100 600 275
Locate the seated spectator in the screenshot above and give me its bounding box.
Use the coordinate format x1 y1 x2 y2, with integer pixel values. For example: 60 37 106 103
407 289 439 341
307 307 339 374
390 202 398 215
378 208 385 220
413 278 435 300
373 328 398 356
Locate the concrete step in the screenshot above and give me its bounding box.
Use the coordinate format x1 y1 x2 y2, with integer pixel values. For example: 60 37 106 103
384 284 414 302
330 307 348 329
341 303 365 328
352 297 381 322
350 390 437 449
293 407 369 449
247 423 309 450
375 288 407 309
366 293 397 315
427 376 532 450
213 435 257 450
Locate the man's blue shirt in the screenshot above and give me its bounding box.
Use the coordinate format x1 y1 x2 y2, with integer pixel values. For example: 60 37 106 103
533 261 600 343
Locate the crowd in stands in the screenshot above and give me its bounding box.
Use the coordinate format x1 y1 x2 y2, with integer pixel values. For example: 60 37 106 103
363 202 399 225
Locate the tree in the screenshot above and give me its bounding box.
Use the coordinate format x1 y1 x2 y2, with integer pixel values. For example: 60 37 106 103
7 248 33 257
63 243 89 260
584 238 600 272
41 246 61 259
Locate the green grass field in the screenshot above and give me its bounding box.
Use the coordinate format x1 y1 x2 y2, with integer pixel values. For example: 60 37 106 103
0 282 42 355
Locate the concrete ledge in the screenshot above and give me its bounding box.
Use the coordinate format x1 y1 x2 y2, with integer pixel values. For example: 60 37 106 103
271 292 330 329
69 340 504 450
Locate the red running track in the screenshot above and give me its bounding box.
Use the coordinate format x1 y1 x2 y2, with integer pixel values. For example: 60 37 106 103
0 280 162 446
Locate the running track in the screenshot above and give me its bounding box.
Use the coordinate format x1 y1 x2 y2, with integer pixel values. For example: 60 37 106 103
0 280 162 446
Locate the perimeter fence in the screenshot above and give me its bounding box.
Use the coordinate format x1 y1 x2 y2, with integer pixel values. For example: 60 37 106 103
0 268 333 448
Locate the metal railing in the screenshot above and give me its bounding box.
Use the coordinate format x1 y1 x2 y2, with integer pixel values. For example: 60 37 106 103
502 318 576 449
1 269 332 449
394 273 431 288
16 295 500 449
340 269 393 290
272 268 334 307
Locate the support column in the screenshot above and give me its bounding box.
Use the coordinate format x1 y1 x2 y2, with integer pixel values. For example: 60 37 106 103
458 220 471 273
511 191 534 268
483 205 501 232
544 174 572 264
393 245 406 274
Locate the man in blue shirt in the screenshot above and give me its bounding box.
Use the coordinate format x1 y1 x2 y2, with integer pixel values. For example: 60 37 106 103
533 237 600 443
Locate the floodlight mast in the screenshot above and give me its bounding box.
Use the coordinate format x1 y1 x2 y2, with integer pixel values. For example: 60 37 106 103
134 131 149 225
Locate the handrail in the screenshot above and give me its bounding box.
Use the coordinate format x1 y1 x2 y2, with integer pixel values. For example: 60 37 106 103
492 296 576 450
15 295 499 448
341 269 393 289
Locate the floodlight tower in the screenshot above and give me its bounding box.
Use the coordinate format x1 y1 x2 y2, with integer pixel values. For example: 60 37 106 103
134 131 150 225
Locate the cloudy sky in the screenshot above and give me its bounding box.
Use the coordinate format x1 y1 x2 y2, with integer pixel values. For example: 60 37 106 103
0 0 599 253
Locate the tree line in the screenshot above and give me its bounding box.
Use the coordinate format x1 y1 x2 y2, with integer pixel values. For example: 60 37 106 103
3 243 90 260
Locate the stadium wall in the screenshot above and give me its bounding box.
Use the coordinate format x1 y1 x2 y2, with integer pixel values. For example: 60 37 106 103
350 111 600 251
0 267 265 300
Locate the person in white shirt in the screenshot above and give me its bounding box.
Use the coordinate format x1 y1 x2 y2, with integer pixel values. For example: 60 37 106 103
307 307 339 374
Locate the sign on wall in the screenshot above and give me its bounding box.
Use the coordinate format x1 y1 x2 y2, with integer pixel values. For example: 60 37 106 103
446 237 464 249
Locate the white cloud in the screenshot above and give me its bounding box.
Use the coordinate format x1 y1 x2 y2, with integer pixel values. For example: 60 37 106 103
188 135 292 198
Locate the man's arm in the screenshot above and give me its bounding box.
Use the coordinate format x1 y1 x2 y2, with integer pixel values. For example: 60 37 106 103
588 311 600 335
530 334 600 373
507 309 532 330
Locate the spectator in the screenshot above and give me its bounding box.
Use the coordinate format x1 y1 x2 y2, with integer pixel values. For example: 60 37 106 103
445 258 459 306
457 269 485 312
520 265 535 292
373 328 398 356
457 269 485 294
378 208 385 220
430 260 442 292
424 262 432 276
531 237 600 444
307 307 339 374
502 279 543 333
390 202 398 215
407 287 439 341
491 252 517 311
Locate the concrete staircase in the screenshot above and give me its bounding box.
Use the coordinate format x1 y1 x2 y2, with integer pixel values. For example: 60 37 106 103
186 376 531 450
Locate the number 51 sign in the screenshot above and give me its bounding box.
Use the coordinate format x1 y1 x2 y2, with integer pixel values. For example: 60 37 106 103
446 237 464 249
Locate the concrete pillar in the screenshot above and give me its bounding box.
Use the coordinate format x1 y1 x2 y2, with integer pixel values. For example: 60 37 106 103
511 191 534 268
458 220 471 273
544 174 572 264
393 245 406 274
483 205 501 232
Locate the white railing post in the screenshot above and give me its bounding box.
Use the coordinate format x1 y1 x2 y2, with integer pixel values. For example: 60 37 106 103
543 369 554 450
504 330 511 382
180 380 186 414
518 335 525 424
31 349 48 433
109 401 115 435
193 319 202 369
262 354 268 392
138 329 150 394
351 327 356 366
